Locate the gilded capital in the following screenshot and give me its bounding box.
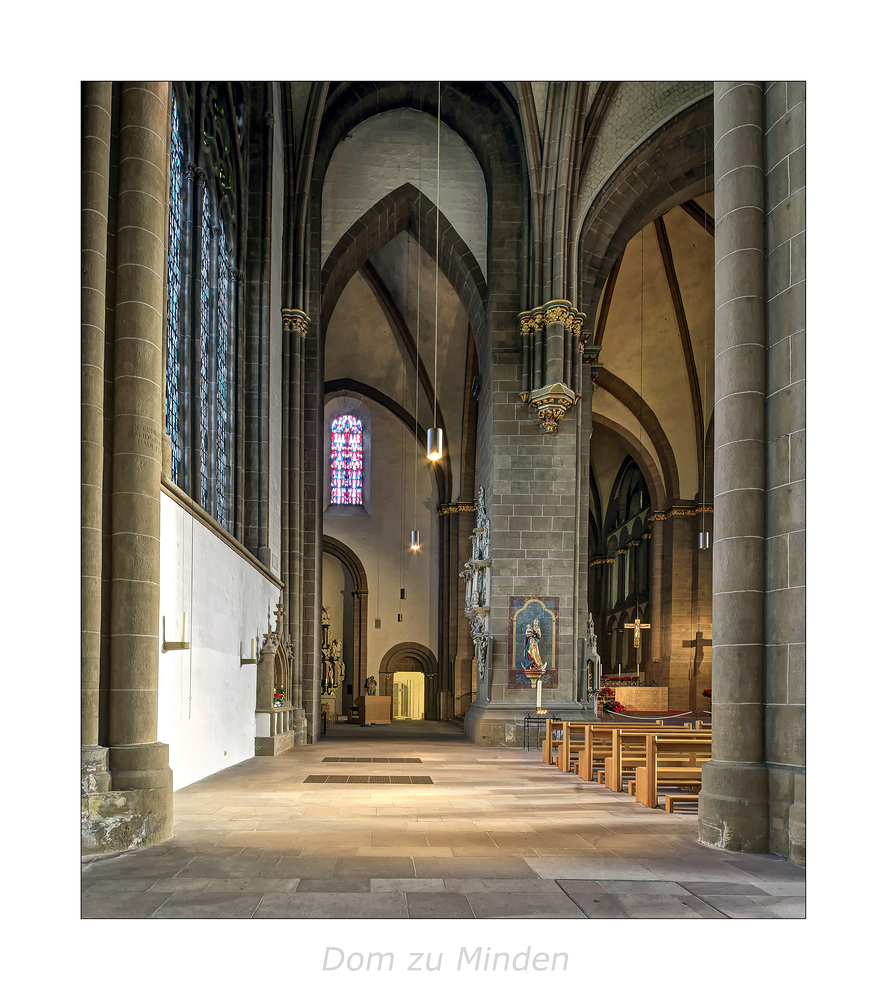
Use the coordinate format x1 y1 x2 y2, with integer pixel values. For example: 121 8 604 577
282 308 310 337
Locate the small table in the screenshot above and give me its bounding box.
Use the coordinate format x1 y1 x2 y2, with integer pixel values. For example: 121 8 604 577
524 714 561 751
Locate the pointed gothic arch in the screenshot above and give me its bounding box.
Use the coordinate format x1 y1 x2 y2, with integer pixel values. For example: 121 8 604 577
577 97 713 323
320 184 487 337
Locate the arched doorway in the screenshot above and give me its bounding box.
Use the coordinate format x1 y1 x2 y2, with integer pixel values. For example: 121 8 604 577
377 642 438 722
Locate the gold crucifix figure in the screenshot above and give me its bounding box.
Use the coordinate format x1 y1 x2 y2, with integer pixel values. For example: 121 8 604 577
623 616 651 648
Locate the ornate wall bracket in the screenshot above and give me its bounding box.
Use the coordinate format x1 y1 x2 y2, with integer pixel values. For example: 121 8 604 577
528 382 577 433
518 300 595 433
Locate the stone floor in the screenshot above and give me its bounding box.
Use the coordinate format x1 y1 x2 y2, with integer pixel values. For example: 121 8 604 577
81 720 805 919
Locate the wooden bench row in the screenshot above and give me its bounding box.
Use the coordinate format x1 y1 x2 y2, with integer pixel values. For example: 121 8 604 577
542 718 711 810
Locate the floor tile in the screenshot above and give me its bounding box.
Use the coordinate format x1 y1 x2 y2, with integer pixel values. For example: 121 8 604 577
677 880 769 895
406 892 475 918
444 878 564 894
466 891 584 919
203 877 300 893
297 878 371 892
81 888 171 918
151 891 266 918
370 878 446 892
525 857 655 880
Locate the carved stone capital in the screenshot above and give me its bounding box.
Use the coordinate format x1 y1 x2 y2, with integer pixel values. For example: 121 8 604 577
282 308 310 337
263 110 275 127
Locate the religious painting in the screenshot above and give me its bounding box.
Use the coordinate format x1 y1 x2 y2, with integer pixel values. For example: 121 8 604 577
507 596 558 689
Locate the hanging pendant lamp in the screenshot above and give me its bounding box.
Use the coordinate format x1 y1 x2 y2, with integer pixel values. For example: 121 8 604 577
426 81 444 462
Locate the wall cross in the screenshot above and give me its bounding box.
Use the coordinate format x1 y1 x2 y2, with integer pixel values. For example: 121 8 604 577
622 616 651 648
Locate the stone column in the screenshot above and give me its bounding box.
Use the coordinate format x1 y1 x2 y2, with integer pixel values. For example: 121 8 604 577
81 82 112 795
699 82 769 852
282 308 309 742
105 82 174 848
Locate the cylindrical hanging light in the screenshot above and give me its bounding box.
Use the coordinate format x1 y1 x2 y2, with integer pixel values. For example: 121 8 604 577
426 426 443 461
698 531 710 550
410 530 420 551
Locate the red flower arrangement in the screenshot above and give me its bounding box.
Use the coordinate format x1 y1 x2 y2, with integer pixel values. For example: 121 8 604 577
598 687 627 714
702 688 711 699
273 686 285 706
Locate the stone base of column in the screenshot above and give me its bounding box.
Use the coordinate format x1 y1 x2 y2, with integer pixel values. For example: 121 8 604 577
81 742 174 856
787 773 805 866
698 759 769 854
81 746 111 794
464 701 598 747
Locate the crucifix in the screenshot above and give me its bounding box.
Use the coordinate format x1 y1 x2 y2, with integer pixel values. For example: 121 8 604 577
622 616 650 648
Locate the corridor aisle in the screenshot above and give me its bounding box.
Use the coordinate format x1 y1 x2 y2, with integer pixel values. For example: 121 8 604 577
81 721 804 918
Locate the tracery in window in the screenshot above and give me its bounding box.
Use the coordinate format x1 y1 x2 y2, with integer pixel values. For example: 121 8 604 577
165 90 183 483
163 83 244 536
198 186 212 511
330 415 364 505
216 229 230 529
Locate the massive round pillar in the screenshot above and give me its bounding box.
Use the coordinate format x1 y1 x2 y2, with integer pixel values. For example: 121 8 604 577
81 83 113 794
83 83 174 854
698 82 769 852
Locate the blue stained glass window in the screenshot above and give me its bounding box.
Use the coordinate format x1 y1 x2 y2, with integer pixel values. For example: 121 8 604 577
330 415 363 504
165 91 183 482
216 231 230 528
199 187 211 511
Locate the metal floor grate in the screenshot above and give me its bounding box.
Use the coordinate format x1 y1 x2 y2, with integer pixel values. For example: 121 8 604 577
304 774 433 784
321 757 422 763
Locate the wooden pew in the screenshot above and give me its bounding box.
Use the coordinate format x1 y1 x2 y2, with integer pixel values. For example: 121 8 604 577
634 733 712 808
602 726 711 791
545 719 665 769
545 718 709 778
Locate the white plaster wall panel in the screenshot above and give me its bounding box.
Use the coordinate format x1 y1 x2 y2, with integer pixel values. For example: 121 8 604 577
322 108 488 279
268 85 284 573
323 402 438 674
158 494 280 790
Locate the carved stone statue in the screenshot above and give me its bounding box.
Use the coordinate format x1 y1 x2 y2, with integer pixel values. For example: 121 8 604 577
364 675 378 696
474 633 489 681
524 618 545 672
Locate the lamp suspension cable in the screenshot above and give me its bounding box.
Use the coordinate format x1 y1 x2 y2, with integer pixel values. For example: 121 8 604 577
699 109 710 551
411 86 423 551
426 80 444 462
635 226 645 652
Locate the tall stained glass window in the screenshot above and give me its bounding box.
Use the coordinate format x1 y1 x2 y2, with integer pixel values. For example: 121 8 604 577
216 230 230 529
330 415 364 504
199 187 211 511
165 90 183 482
